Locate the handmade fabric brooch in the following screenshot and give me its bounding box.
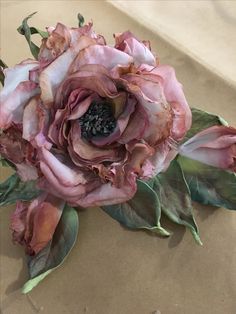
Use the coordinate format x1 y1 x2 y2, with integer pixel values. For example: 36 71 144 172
0 13 235 293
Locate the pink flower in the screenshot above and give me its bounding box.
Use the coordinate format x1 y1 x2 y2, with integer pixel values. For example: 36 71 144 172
10 194 64 255
179 126 236 171
0 23 192 208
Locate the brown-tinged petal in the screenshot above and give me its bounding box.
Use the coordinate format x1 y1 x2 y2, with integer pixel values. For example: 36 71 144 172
70 45 133 72
40 147 87 186
114 31 156 66
70 172 137 207
23 97 39 141
126 141 155 175
91 94 136 147
11 194 64 255
0 59 40 128
15 163 38 181
68 122 120 164
39 162 100 201
151 65 192 140
118 103 149 144
39 36 96 106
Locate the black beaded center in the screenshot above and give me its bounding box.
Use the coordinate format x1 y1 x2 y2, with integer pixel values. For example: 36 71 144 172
79 101 116 139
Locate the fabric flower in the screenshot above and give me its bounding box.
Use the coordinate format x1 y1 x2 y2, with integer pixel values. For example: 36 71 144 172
179 126 236 171
0 22 192 208
10 194 64 255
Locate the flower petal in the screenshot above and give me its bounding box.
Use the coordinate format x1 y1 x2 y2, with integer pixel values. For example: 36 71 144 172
179 126 236 171
151 65 192 140
11 194 64 255
23 97 39 141
114 32 156 66
72 172 137 207
70 45 133 72
39 36 96 106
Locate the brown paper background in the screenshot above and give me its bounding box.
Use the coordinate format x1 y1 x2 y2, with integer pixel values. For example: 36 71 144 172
0 1 236 313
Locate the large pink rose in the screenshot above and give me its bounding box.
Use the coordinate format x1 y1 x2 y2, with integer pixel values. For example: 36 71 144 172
0 23 192 209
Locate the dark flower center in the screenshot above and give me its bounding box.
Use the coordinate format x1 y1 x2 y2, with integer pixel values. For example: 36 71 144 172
79 101 116 139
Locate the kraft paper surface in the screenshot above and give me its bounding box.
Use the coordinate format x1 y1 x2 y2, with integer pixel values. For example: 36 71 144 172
0 1 236 314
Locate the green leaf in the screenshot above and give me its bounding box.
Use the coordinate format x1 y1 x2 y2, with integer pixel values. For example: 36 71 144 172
183 108 228 142
22 205 79 293
154 159 202 245
17 12 48 59
0 59 7 86
178 156 236 210
0 173 41 206
101 180 170 236
77 13 85 27
0 155 13 167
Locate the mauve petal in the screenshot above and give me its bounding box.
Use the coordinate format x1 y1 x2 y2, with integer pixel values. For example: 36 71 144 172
72 172 137 207
22 97 39 141
11 194 64 255
26 194 64 254
91 95 136 147
48 107 69 147
39 36 96 106
0 81 40 129
141 142 178 178
118 103 149 144
40 147 87 186
68 122 120 164
151 65 192 140
11 201 28 245
179 126 236 171
68 94 97 120
0 60 40 128
70 45 133 72
16 163 38 181
0 127 36 165
55 71 118 107
126 141 155 175
116 36 156 67
39 162 100 201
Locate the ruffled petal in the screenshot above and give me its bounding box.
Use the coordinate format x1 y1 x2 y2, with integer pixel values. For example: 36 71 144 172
151 65 192 140
68 122 121 164
114 31 156 66
70 45 133 72
72 172 137 207
11 194 64 255
39 36 96 106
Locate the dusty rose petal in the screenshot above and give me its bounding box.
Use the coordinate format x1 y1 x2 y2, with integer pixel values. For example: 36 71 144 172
151 65 192 140
91 95 136 147
68 122 120 164
22 97 39 141
11 201 28 245
40 147 87 186
0 60 40 128
115 31 156 66
39 36 97 106
16 163 38 181
26 194 64 254
71 172 137 207
126 141 155 175
10 194 64 255
39 162 100 201
179 126 236 171
118 103 149 144
70 45 133 72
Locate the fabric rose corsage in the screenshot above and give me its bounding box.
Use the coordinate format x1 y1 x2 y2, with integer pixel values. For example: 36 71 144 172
0 13 235 293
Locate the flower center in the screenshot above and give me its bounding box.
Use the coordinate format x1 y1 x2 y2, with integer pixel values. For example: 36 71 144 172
79 101 116 139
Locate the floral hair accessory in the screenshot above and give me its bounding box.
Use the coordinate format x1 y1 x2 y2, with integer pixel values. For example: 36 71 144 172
0 13 235 293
